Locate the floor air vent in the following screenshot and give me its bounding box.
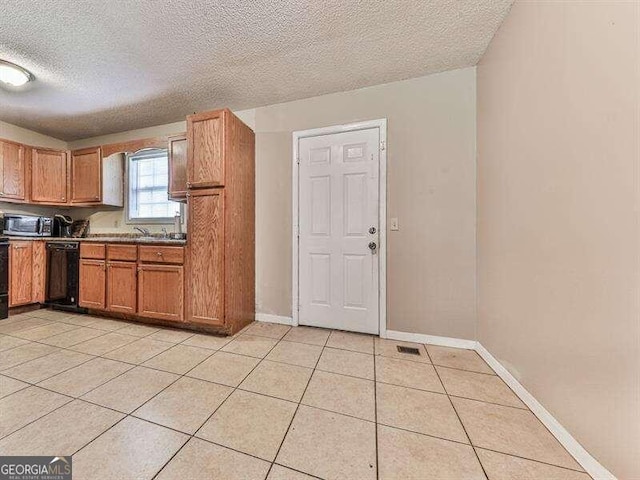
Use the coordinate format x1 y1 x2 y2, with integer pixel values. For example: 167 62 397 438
396 346 421 356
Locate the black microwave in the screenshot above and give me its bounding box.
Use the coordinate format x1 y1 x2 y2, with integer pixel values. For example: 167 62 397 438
3 214 53 237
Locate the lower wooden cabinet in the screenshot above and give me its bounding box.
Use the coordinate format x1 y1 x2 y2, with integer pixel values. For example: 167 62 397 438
78 243 184 323
107 261 137 313
138 264 183 322
9 242 33 307
79 259 106 309
32 241 46 304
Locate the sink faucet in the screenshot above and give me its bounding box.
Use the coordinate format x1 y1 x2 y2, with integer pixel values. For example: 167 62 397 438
134 227 150 236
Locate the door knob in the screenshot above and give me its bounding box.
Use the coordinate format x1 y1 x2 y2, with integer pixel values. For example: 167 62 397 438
368 242 377 252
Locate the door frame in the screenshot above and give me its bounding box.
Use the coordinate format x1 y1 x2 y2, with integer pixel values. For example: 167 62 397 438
292 118 387 337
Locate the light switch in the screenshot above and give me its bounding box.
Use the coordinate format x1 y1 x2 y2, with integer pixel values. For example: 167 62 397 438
390 218 399 231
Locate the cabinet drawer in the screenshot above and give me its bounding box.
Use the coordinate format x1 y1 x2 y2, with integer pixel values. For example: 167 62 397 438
138 245 184 264
107 244 137 262
80 243 106 259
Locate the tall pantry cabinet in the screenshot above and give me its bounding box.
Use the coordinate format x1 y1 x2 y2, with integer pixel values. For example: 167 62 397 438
185 109 255 335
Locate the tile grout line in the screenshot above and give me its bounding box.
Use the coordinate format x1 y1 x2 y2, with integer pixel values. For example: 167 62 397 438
0 319 202 444
373 340 380 480
426 345 490 480
2 318 585 478
263 328 330 479
471 446 594 476
151 325 287 480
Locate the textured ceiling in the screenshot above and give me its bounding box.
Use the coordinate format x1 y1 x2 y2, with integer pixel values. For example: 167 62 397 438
0 0 512 141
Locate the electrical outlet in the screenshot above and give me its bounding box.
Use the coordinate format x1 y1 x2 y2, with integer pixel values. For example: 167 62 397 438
390 218 399 231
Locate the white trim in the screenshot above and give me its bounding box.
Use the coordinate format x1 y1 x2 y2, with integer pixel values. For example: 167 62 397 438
250 312 616 479
292 119 388 335
254 313 294 326
475 343 616 480
385 329 478 350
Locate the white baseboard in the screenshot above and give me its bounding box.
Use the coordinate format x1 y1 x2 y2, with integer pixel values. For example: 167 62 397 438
475 343 616 480
253 319 615 479
255 313 294 326
385 329 477 350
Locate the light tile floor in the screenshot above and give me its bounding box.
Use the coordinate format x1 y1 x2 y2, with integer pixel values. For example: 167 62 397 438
0 310 592 480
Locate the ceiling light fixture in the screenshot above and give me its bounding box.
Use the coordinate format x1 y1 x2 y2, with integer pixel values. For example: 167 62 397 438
0 60 33 87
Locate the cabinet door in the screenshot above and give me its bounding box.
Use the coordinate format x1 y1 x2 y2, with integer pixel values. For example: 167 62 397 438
187 110 226 188
9 242 33 307
71 147 101 203
138 264 183 322
186 189 224 326
107 261 137 313
79 259 106 309
0 140 26 201
168 135 187 200
31 149 68 203
32 241 46 304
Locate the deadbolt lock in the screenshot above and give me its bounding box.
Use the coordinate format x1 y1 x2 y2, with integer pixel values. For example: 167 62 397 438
369 227 377 234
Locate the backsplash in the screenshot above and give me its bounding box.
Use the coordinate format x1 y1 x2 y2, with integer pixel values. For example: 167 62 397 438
1 203 186 236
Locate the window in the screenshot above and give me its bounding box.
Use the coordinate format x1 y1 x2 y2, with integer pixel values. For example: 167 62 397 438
127 148 180 223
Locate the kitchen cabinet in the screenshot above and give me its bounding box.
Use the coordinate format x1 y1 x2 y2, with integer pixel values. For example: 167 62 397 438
186 189 224 326
71 147 101 203
7 240 45 307
187 109 226 188
0 139 28 201
107 261 137 313
185 109 255 334
77 242 184 323
70 148 124 207
32 241 46 304
138 264 183 322
168 134 187 201
31 148 68 204
9 242 33 306
79 259 106 309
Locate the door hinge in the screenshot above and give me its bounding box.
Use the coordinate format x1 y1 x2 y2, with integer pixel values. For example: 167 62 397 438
296 156 300 165
380 141 386 151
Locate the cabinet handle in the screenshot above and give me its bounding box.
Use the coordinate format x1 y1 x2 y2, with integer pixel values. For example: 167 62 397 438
156 252 163 256
13 245 27 249
187 182 192 188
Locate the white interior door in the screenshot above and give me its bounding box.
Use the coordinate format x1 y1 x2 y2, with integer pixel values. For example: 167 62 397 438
297 127 380 334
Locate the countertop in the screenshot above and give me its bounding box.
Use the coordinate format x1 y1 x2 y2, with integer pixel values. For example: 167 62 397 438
5 236 187 246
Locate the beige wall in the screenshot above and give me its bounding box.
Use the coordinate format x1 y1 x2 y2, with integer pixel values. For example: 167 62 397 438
477 1 640 478
254 68 477 337
0 120 67 150
1 70 477 338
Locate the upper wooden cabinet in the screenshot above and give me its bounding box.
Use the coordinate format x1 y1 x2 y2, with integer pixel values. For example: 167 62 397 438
0 139 28 202
71 147 101 203
187 109 228 188
70 148 124 207
168 134 187 201
31 148 69 204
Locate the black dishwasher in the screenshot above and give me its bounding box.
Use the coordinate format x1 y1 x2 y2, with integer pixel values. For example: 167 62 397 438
46 242 81 311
